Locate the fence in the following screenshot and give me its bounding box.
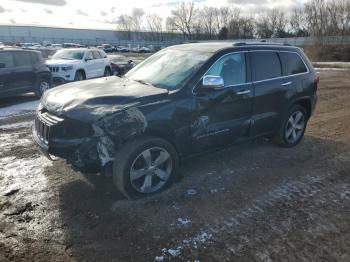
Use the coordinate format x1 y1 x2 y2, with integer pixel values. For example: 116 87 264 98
1 25 350 47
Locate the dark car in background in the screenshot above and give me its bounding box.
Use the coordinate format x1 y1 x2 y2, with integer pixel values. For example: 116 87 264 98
33 42 318 199
0 49 52 98
108 55 135 76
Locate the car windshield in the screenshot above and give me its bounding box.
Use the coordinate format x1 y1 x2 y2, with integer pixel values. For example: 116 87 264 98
52 50 84 60
125 49 212 90
110 55 127 63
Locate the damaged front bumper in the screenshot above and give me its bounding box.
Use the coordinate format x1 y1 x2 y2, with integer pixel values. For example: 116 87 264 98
32 110 113 173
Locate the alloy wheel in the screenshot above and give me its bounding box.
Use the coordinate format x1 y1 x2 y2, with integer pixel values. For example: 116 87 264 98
39 81 50 94
285 111 305 143
130 147 172 194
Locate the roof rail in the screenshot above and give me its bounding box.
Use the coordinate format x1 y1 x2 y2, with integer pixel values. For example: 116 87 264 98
233 41 293 47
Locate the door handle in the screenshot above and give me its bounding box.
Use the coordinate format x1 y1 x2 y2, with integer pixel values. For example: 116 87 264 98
282 81 292 86
236 90 251 95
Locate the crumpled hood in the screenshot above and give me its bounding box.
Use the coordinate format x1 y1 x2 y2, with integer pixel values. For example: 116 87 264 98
41 76 169 122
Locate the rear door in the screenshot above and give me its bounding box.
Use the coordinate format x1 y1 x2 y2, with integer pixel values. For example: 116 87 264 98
92 50 104 77
84 51 96 79
250 50 294 136
12 51 36 91
279 51 309 93
0 51 16 95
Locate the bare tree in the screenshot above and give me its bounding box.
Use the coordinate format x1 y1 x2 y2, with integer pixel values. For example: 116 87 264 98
167 1 197 40
116 8 145 40
290 7 308 36
255 8 288 38
201 6 218 39
146 13 163 41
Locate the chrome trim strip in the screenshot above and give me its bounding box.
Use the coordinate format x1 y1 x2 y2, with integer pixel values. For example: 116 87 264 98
193 49 311 94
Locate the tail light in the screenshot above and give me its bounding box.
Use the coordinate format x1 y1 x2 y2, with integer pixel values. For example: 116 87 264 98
314 75 320 85
111 62 119 69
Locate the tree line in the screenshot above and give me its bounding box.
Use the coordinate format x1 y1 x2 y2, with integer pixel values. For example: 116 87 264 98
116 0 350 41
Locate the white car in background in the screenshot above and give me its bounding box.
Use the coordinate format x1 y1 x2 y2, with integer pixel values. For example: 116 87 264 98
46 48 112 84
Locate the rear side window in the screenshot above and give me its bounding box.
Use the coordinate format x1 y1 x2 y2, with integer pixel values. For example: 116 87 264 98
100 51 107 58
92 51 102 59
251 52 282 81
279 52 308 75
0 52 15 68
13 52 32 66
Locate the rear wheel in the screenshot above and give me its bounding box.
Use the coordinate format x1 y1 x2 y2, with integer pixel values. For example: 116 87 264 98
113 136 179 199
274 105 307 147
35 78 51 97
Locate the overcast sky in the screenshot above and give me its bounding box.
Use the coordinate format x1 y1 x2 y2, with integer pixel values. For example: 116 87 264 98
0 0 306 30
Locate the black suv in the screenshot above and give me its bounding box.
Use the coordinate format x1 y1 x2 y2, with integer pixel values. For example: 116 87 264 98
0 49 52 98
33 43 318 198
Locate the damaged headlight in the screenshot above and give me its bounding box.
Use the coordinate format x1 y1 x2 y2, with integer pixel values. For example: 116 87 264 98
37 102 44 111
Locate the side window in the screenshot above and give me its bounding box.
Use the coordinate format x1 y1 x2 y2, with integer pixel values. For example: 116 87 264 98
100 51 107 58
206 53 246 86
30 52 39 64
0 52 15 68
251 52 282 81
13 52 32 66
279 52 308 76
92 51 101 59
86 51 93 60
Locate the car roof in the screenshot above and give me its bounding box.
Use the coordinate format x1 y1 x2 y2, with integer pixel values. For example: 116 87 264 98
57 48 100 52
0 48 41 53
167 42 299 53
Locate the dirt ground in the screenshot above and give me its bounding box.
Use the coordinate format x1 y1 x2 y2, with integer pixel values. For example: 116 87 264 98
0 69 349 261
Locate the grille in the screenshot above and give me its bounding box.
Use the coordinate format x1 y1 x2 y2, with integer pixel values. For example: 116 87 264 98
35 116 50 144
49 66 59 73
35 110 64 145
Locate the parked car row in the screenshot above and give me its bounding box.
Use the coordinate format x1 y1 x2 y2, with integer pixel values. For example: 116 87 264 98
0 46 137 99
96 44 153 53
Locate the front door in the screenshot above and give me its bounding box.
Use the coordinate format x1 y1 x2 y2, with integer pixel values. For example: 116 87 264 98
12 51 35 92
191 52 253 152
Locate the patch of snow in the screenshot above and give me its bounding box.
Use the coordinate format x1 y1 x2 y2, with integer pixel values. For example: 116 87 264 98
167 248 182 257
155 231 212 261
186 189 197 195
0 100 39 119
154 256 165 262
177 217 191 226
0 121 32 130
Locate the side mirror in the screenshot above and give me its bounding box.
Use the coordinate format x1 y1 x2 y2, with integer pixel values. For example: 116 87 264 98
202 75 224 90
85 57 92 62
128 60 133 64
0 63 5 69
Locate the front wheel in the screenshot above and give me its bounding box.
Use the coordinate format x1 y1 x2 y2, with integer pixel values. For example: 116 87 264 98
113 137 179 199
274 105 307 147
74 71 84 81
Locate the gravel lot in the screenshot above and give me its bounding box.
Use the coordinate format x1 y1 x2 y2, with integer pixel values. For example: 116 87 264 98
0 69 349 261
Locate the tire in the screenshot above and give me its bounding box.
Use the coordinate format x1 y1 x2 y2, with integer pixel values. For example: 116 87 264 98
74 71 85 81
35 78 51 97
274 105 308 147
113 136 179 199
104 67 112 77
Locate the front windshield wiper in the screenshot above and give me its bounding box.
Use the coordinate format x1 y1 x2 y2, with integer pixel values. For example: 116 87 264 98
132 79 152 86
